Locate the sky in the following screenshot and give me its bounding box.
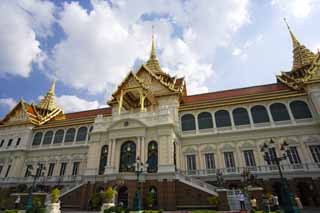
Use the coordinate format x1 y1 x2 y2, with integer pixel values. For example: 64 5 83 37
0 0 320 118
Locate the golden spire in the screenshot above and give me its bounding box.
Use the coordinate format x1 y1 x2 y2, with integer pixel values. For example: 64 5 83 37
284 18 316 71
37 80 58 112
145 26 164 75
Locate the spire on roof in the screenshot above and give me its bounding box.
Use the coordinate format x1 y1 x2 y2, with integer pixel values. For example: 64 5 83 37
145 26 165 75
37 80 58 112
284 18 316 71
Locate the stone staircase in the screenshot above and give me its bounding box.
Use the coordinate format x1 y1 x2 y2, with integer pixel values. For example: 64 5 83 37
175 172 219 196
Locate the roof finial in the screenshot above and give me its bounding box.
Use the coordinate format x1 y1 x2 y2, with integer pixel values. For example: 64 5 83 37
284 18 300 50
150 25 156 59
48 80 56 95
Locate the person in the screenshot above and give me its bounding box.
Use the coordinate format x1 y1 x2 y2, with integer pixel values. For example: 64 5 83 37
15 195 20 209
272 194 279 210
239 192 246 210
250 196 257 210
295 195 303 209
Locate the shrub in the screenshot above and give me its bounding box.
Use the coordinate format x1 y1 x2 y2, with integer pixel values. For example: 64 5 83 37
90 193 103 210
103 187 117 203
4 210 18 213
104 206 126 213
145 191 156 209
51 188 60 203
207 195 219 209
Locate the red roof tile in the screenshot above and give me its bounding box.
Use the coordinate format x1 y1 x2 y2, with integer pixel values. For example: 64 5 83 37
181 83 291 104
62 107 112 120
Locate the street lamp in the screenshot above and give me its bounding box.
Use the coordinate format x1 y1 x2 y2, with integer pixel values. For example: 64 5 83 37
260 139 299 213
25 163 46 210
216 169 224 188
129 156 148 211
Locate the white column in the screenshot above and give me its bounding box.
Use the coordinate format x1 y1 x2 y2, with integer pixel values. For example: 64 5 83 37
111 139 116 166
136 137 141 160
140 137 145 163
107 140 113 167
266 105 275 127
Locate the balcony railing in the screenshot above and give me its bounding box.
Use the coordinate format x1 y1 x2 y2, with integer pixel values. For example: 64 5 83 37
180 163 320 177
0 175 83 184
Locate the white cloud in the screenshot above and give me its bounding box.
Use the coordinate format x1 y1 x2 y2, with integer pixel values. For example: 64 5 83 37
0 0 55 77
47 0 250 95
232 34 263 61
55 95 102 113
271 0 320 18
0 98 17 110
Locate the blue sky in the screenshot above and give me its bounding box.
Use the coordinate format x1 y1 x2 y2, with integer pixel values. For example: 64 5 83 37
1 0 320 118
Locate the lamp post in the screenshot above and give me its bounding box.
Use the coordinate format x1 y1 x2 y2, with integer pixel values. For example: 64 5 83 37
130 156 147 211
25 163 46 210
260 139 299 213
216 169 224 188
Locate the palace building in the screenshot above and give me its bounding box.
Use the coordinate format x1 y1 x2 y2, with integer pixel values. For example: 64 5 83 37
0 24 320 210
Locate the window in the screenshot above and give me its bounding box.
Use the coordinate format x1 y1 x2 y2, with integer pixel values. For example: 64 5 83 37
88 126 93 141
147 141 158 173
99 145 108 175
16 138 21 146
181 114 196 131
7 139 13 147
186 155 197 171
243 150 256 167
287 147 301 164
251 105 270 123
5 165 11 177
76 127 88 141
60 162 67 176
270 103 290 121
53 129 64 144
264 147 277 165
0 165 3 176
224 152 235 168
215 110 231 128
198 112 213 129
290 101 312 119
32 132 43 146
119 141 136 172
36 163 45 177
65 128 75 143
47 163 55 177
43 131 53 145
309 145 320 163
232 108 250 126
72 162 80 176
0 140 4 147
205 153 215 170
24 165 33 177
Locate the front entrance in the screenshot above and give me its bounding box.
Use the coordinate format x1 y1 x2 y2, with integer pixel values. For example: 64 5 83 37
117 186 129 208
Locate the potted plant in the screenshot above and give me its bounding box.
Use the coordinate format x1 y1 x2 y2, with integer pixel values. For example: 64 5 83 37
46 188 61 213
101 187 117 213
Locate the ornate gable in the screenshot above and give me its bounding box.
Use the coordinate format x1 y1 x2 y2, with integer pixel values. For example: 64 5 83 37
277 20 320 90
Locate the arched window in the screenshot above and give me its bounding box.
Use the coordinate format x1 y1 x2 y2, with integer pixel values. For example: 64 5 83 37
65 128 75 143
181 114 196 131
43 131 53 145
270 103 290 121
290 101 312 119
88 126 94 141
251 105 270 123
232 108 250 126
215 110 231 128
117 186 128 208
147 141 158 173
53 129 64 144
198 112 213 129
98 145 108 175
32 132 43 145
148 186 158 208
76 127 88 142
119 141 136 172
